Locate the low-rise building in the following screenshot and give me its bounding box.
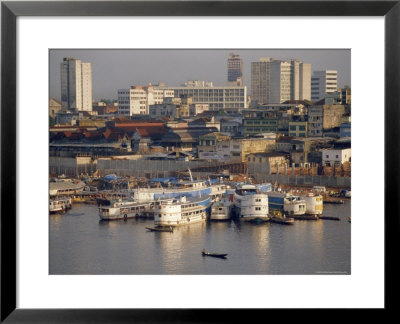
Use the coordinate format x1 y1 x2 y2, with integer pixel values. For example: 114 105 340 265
49 98 63 119
308 104 345 137
322 148 351 166
220 118 243 137
230 135 276 163
197 132 231 160
149 103 178 119
246 152 288 165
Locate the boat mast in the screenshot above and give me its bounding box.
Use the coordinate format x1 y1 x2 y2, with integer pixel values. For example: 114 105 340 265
188 168 193 183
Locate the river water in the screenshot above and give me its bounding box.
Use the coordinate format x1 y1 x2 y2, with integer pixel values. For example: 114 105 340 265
50 201 350 275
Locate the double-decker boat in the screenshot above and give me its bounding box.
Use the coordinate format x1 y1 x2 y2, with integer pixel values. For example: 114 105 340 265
132 170 226 203
267 191 306 216
98 200 153 221
154 196 210 227
210 195 233 221
232 184 269 221
49 197 72 214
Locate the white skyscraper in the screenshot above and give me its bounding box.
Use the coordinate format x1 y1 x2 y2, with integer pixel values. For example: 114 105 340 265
270 60 291 104
311 70 338 102
61 57 93 111
251 57 311 104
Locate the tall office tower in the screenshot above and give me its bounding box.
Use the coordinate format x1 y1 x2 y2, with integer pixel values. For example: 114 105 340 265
311 70 338 102
290 60 301 101
227 53 243 86
61 57 93 111
299 63 311 101
270 60 292 103
251 57 272 104
251 57 311 104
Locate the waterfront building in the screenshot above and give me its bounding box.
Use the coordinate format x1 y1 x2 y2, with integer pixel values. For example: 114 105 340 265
311 70 338 102
246 152 288 165
227 53 243 86
117 84 174 116
155 81 247 111
61 57 93 111
321 148 351 166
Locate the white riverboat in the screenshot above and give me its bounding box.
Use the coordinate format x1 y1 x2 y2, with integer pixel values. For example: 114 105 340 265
210 196 232 221
133 180 226 203
98 200 153 221
132 170 226 203
267 191 306 216
154 196 210 227
301 193 323 215
284 195 306 216
233 184 269 221
49 197 72 214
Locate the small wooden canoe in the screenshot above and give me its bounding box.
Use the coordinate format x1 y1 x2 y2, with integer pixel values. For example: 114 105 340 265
202 251 228 259
146 226 174 233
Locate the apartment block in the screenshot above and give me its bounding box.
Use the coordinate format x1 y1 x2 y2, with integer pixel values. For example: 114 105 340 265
118 84 174 116
61 57 93 111
311 70 338 102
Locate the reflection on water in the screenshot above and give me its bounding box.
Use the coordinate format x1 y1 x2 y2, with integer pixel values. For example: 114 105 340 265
50 202 351 275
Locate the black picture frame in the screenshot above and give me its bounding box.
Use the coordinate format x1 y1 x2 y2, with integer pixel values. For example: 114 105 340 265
1 0 398 322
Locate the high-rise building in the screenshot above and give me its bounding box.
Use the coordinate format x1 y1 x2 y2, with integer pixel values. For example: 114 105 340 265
251 57 272 104
61 57 93 111
251 58 311 104
227 53 243 86
311 70 338 102
270 60 292 103
299 63 311 101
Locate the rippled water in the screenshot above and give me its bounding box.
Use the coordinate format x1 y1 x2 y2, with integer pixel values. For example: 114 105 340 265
50 201 351 275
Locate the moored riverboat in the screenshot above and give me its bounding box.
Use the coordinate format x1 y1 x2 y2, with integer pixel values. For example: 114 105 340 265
267 191 306 216
49 197 72 214
233 184 269 221
154 196 210 227
98 200 154 221
210 195 232 221
301 193 324 215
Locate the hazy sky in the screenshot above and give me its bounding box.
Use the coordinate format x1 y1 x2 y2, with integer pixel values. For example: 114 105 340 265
50 49 350 101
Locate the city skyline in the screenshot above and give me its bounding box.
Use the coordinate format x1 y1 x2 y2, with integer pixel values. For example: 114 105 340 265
49 49 351 101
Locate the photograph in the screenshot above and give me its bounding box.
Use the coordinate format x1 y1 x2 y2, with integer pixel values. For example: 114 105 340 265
49 49 351 275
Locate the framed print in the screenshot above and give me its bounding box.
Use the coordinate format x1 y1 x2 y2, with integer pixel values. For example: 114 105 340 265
1 0 398 321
